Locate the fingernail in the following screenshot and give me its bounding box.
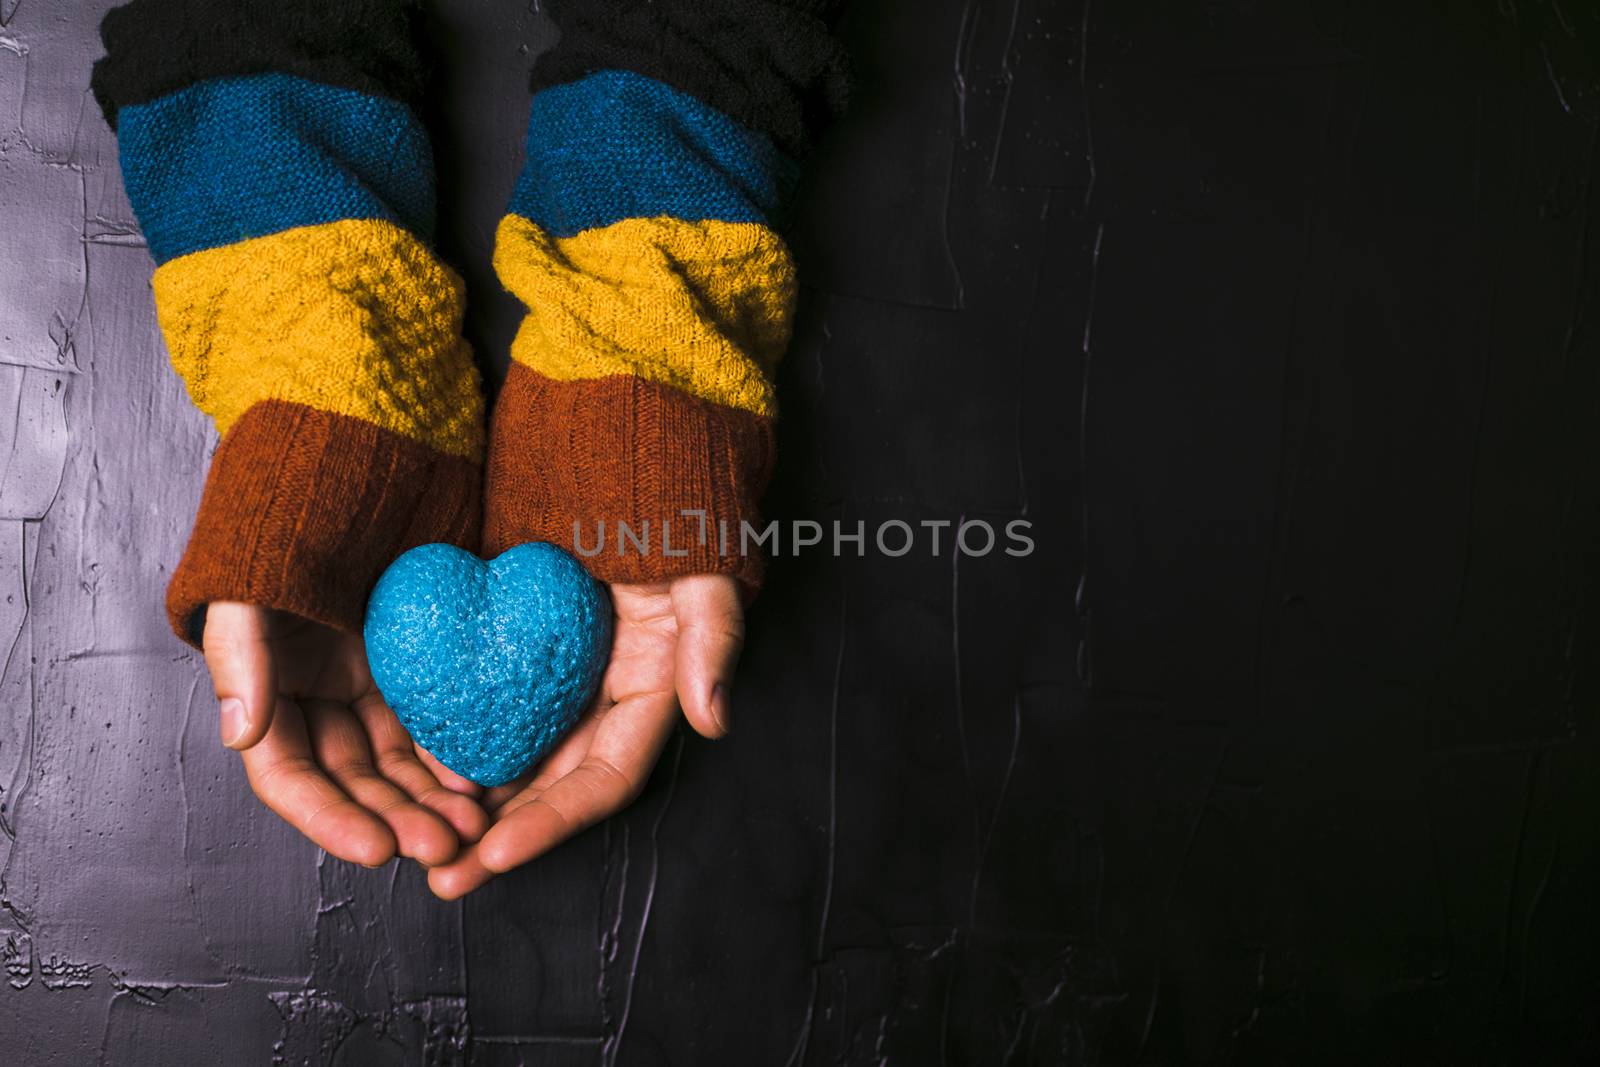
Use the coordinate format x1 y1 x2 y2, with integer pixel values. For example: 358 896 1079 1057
711 683 731 735
219 698 248 748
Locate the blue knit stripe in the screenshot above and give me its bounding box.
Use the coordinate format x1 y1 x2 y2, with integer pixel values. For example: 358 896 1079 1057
509 70 798 238
118 72 435 265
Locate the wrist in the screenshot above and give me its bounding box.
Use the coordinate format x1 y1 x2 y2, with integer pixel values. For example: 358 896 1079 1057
167 401 481 646
483 364 772 596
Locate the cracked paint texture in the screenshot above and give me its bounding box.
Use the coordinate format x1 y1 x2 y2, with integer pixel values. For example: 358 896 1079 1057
3 0 1600 1064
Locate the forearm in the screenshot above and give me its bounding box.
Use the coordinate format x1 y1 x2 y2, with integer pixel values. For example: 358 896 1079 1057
93 0 484 643
488 0 850 592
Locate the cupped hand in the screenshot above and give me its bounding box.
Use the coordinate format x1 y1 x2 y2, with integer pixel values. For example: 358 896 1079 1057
424 574 744 900
202 603 489 868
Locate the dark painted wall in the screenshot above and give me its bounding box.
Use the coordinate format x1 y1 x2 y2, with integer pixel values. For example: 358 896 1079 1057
2 0 1599 1063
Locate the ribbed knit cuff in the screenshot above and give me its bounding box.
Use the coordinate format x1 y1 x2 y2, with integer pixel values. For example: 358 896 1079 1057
483 363 773 595
167 400 482 647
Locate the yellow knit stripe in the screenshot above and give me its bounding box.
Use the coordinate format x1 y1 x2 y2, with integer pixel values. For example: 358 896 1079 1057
496 214 796 416
152 218 484 459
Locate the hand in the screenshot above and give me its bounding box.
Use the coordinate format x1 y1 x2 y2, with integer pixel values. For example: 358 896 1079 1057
424 574 744 899
203 603 489 868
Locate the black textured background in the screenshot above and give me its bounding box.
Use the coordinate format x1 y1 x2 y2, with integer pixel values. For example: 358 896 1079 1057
2 0 1599 1064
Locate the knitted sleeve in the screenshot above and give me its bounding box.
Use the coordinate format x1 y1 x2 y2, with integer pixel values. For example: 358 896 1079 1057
486 0 850 592
91 0 485 646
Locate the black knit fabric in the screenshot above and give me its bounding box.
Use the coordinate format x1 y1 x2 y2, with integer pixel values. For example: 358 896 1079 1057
92 0 428 129
531 0 851 158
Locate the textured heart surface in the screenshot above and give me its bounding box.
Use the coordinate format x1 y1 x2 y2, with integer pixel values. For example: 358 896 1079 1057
363 542 612 787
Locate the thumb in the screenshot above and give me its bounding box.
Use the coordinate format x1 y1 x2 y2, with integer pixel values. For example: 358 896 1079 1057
670 575 745 739
201 601 278 750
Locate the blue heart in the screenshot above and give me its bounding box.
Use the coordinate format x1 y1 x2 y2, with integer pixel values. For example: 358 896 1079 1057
363 542 613 787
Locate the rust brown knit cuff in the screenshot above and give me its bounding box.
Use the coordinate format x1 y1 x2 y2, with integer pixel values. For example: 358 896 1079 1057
483 363 774 595
166 400 482 647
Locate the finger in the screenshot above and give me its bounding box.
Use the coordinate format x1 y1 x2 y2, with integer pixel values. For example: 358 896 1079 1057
425 706 610 897
669 575 744 738
477 691 679 873
481 776 533 816
202 602 278 750
353 703 496 844
342 691 489 843
414 744 485 799
303 701 461 866
241 698 396 867
426 843 500 900
382 750 490 845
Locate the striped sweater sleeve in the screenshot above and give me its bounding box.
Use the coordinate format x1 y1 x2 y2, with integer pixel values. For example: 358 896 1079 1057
485 0 850 593
91 0 485 645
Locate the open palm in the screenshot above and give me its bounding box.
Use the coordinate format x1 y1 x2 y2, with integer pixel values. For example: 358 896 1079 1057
424 574 744 899
203 604 489 868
